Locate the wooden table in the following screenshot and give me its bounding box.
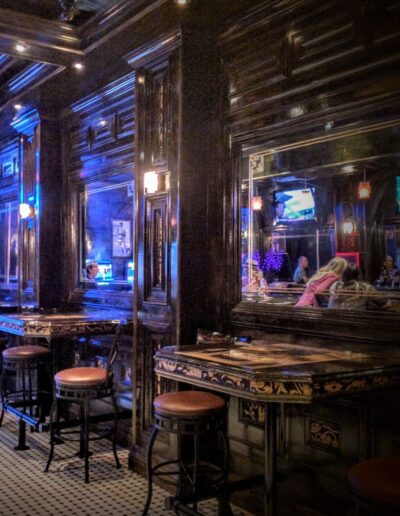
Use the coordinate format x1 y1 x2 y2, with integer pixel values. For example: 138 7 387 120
0 309 129 340
0 309 131 448
154 340 400 516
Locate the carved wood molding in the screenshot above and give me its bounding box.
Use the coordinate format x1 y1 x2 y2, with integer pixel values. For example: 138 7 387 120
144 192 170 304
124 28 182 69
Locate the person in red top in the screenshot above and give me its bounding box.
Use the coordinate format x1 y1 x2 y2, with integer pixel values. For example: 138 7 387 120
295 257 347 307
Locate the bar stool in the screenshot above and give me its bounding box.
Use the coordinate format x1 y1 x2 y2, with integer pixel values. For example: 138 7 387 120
348 458 400 515
143 390 230 516
0 344 51 449
44 325 122 483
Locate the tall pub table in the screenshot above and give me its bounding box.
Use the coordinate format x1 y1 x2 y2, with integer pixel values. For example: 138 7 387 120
154 339 400 516
0 309 130 447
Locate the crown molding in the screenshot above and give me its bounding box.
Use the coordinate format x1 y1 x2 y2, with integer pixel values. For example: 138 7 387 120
0 0 171 67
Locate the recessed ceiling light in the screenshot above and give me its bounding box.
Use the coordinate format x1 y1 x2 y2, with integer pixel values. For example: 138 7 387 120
175 0 189 5
73 62 84 71
15 43 28 53
13 104 23 111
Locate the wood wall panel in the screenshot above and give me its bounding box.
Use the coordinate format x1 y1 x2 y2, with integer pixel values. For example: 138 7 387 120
64 73 136 182
221 0 400 140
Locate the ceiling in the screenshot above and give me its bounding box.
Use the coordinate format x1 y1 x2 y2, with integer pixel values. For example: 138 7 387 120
0 0 121 23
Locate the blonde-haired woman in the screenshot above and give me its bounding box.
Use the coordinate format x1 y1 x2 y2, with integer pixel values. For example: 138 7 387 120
295 257 347 307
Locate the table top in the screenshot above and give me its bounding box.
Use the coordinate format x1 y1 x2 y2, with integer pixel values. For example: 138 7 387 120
154 340 400 403
0 309 131 338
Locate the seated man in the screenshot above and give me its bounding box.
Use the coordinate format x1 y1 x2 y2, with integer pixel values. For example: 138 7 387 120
293 256 309 285
84 261 99 289
378 255 400 287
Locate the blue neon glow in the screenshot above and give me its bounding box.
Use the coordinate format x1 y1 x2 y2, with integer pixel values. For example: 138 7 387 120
0 53 10 67
72 73 135 113
11 108 40 137
9 63 49 93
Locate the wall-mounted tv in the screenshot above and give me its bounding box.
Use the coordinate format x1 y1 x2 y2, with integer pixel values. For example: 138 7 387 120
274 188 316 222
95 260 113 281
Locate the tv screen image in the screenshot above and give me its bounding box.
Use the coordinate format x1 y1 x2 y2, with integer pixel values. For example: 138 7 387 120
274 188 316 222
95 261 113 281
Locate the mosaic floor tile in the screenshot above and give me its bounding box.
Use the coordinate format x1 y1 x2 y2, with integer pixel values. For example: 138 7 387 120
0 413 252 515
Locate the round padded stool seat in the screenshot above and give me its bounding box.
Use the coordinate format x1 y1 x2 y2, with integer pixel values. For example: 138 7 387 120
3 345 50 360
153 391 225 418
348 458 400 508
55 367 107 389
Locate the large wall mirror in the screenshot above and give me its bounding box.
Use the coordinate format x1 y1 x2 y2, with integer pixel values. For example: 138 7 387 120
241 121 400 316
0 198 18 305
79 174 134 295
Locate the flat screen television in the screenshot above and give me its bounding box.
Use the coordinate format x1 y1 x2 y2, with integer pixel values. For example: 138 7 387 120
95 260 113 281
274 188 316 222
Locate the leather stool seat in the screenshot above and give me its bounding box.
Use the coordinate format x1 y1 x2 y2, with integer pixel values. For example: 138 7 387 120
55 367 107 389
143 390 229 515
3 345 50 360
348 458 400 509
153 391 226 418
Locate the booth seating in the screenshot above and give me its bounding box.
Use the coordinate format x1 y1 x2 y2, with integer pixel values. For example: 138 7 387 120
44 325 122 483
143 390 230 516
0 344 51 449
348 458 400 515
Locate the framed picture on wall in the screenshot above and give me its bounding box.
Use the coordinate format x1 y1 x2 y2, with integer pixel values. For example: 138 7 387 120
112 220 132 257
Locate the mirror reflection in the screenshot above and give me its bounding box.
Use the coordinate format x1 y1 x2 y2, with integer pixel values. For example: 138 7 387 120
241 124 400 312
0 200 18 304
79 176 134 292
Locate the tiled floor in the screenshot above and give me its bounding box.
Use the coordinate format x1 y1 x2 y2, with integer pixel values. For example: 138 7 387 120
0 413 251 515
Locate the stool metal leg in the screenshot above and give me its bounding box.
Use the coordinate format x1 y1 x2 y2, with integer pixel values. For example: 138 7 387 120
44 399 57 472
15 418 29 451
143 425 159 516
217 428 232 516
78 403 85 459
0 370 6 427
111 392 121 469
84 398 90 484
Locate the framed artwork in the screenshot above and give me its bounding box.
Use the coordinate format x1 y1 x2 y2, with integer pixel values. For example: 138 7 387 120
112 220 132 257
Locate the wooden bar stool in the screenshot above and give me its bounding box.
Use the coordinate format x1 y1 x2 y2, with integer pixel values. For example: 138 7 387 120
348 458 400 515
0 344 51 449
143 390 230 516
44 325 122 483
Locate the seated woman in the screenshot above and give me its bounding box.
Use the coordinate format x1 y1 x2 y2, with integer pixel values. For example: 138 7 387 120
295 257 347 307
329 263 390 310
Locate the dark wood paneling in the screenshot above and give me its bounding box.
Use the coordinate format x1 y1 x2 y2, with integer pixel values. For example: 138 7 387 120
64 72 136 183
221 0 400 140
144 192 169 304
62 72 135 309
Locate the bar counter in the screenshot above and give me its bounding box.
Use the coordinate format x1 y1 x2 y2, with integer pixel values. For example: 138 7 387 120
154 340 400 515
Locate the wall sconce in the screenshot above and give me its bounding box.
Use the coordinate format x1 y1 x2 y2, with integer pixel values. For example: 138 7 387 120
343 220 356 234
358 169 371 200
252 196 263 210
144 171 158 194
358 181 371 200
19 203 35 219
